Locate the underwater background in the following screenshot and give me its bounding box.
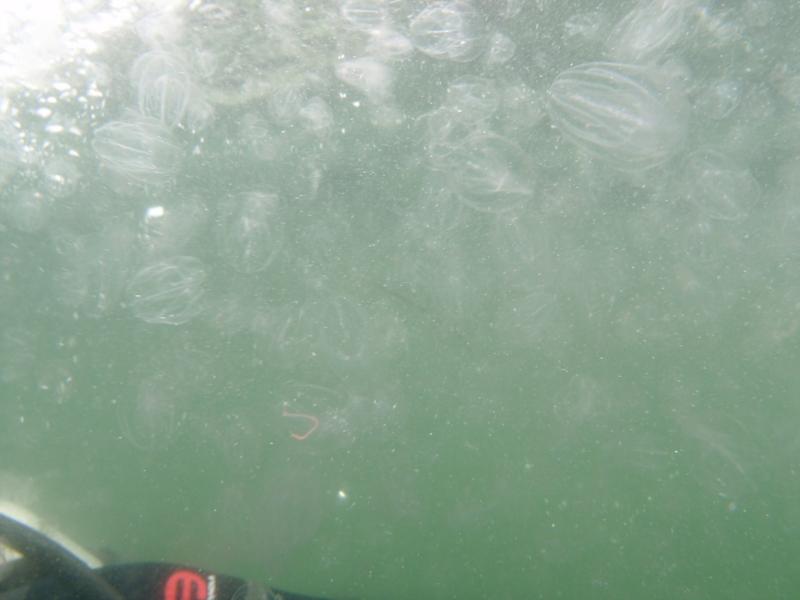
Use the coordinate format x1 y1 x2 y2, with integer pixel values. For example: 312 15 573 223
2 0 800 597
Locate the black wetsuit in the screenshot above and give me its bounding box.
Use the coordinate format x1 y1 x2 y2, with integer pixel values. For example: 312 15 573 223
1 562 329 600
0 514 329 600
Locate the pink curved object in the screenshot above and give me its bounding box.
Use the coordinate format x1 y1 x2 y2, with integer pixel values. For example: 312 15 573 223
281 406 320 441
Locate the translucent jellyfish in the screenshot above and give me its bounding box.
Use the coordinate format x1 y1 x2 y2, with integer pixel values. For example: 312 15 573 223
0 118 22 190
138 195 208 259
547 62 688 171
52 225 136 319
409 0 486 62
41 156 81 198
386 234 482 322
606 0 688 65
564 11 610 43
486 32 515 65
499 83 546 132
362 298 409 362
267 87 308 126
677 219 728 268
693 78 743 121
553 374 617 430
340 0 389 30
745 285 800 353
238 113 279 161
126 256 206 325
216 191 284 274
1 189 51 233
493 287 559 348
741 0 776 28
184 96 215 133
433 131 535 213
400 186 466 239
366 28 414 60
131 50 193 128
35 360 74 405
492 208 551 267
683 149 759 222
501 0 524 19
297 97 333 134
445 76 500 123
282 382 344 413
273 296 368 366
335 57 393 102
0 326 36 384
92 115 182 184
672 407 755 501
117 379 181 451
279 382 356 446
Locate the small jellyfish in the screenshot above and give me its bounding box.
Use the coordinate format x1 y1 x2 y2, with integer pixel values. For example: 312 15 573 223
335 57 393 103
547 62 688 171
117 379 180 451
273 296 368 366
92 115 182 184
683 149 759 222
606 0 688 65
409 0 486 62
433 131 535 213
340 0 389 30
41 156 81 198
126 256 206 325
216 191 284 274
131 50 194 128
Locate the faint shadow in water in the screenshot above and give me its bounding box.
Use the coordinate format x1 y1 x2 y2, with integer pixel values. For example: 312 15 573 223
671 407 758 506
199 468 328 576
116 379 181 452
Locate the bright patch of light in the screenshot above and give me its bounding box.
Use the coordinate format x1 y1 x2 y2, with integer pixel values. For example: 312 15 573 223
145 205 165 220
0 0 156 91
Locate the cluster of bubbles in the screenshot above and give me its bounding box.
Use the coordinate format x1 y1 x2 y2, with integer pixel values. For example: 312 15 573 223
2 0 800 596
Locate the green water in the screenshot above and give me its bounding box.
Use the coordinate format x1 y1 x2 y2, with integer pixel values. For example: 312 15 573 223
2 0 800 598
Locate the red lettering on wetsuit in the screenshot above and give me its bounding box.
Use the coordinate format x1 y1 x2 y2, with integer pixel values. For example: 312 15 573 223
164 570 208 600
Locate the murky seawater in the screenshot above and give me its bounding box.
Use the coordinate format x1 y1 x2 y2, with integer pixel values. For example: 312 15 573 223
2 0 800 598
